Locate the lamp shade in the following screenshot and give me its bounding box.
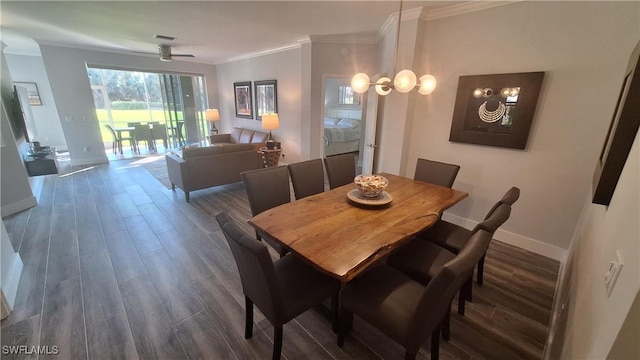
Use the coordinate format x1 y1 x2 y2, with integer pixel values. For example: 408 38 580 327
262 113 280 130
394 70 417 93
418 75 437 95
205 109 220 122
351 73 370 94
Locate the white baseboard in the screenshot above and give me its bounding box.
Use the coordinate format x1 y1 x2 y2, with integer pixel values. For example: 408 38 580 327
1 254 24 311
70 156 108 167
1 196 37 217
441 212 566 261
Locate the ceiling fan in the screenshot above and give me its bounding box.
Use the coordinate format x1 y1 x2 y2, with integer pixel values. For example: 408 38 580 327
157 44 194 62
134 34 195 61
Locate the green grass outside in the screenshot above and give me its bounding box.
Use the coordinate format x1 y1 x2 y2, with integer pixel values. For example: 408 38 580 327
97 109 185 141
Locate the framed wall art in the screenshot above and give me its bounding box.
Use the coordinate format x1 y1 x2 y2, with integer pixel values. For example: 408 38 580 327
449 71 545 149
254 80 277 121
592 41 640 206
234 81 253 119
14 82 42 106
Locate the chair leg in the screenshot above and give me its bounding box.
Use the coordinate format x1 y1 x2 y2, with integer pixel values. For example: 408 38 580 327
458 289 466 315
405 351 417 360
430 323 441 360
245 296 253 339
331 293 339 333
337 307 353 347
272 325 283 360
477 254 486 285
185 191 190 203
464 275 473 302
442 302 451 341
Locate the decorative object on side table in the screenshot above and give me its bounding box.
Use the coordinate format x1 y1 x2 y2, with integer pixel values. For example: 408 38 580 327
449 71 545 149
205 108 220 134
258 147 281 168
261 113 280 149
233 81 253 119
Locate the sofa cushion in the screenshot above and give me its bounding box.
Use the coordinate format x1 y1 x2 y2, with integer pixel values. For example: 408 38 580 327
239 129 254 143
182 146 225 159
251 131 269 143
215 143 256 153
230 128 244 143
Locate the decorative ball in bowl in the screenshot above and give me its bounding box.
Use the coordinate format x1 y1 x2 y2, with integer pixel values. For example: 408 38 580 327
354 175 389 198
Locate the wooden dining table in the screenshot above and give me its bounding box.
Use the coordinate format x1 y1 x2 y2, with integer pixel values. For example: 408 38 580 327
248 173 468 282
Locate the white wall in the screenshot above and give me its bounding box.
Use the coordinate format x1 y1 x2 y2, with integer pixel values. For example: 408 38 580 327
38 45 218 166
560 127 639 359
399 1 639 258
215 48 303 163
5 54 67 150
1 49 37 216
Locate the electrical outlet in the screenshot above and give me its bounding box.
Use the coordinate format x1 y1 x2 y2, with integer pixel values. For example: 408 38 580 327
605 250 623 297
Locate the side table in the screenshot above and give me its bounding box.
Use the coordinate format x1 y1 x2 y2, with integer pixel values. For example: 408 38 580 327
258 147 281 168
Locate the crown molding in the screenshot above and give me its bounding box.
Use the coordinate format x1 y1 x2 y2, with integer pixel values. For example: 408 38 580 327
220 42 302 64
426 1 521 21
307 34 378 45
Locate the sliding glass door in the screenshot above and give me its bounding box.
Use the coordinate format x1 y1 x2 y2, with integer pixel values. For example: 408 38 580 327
87 67 208 155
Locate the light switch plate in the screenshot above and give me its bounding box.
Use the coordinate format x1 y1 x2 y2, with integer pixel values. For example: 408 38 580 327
605 250 623 297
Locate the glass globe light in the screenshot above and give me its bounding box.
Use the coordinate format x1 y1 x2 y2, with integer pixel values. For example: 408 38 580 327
473 88 483 98
375 77 392 96
351 73 371 94
418 74 437 95
393 70 417 93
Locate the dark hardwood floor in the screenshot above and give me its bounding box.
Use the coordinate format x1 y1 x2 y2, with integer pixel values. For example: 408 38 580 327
1 158 559 360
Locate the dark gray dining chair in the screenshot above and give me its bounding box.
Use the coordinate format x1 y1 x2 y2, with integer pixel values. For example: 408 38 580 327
105 124 136 154
338 229 492 360
323 153 356 189
241 166 291 257
133 124 153 152
215 211 340 360
390 203 512 319
414 158 461 188
288 159 325 199
418 187 519 285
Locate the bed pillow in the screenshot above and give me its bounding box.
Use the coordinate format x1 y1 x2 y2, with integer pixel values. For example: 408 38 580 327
324 117 340 126
336 118 361 128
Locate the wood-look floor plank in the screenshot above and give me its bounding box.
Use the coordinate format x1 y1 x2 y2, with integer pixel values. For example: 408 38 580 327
119 274 188 360
0 314 40 360
95 201 127 235
104 230 147 284
140 249 204 324
155 230 212 282
45 229 79 286
112 193 141 219
53 174 75 206
9 245 48 326
72 170 91 195
122 215 164 255
192 274 274 359
138 203 174 234
124 185 153 206
18 206 52 258
39 277 87 360
3 209 30 251
75 193 107 256
87 313 138 360
173 311 237 360
80 250 124 327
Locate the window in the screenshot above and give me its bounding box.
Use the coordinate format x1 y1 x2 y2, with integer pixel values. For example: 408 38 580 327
338 85 359 105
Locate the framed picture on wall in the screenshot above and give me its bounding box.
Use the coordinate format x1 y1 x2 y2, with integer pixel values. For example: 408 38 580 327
254 80 277 121
234 81 253 119
449 72 545 149
592 41 640 206
14 82 42 106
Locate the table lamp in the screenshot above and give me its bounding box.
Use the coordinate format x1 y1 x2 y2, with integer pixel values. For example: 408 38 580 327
205 109 220 135
261 113 280 149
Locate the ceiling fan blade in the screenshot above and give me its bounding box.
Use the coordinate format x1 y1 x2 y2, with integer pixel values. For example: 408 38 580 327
172 54 195 57
131 51 157 55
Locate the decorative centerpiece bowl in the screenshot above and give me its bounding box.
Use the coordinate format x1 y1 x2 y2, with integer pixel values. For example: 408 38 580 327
354 174 389 198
